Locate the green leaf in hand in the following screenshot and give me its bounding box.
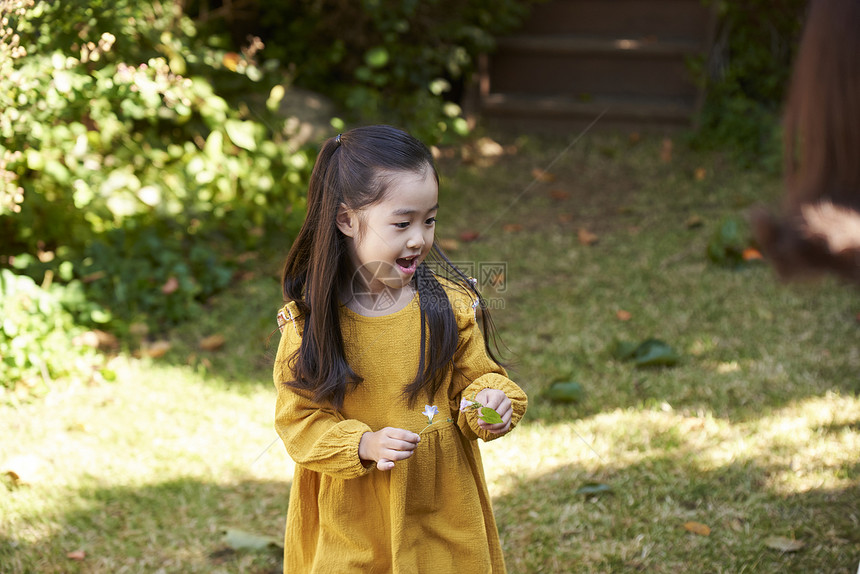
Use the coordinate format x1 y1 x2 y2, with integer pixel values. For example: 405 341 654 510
479 407 503 425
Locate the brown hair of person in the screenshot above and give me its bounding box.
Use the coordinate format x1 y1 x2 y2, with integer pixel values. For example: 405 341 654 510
782 0 860 208
753 0 860 283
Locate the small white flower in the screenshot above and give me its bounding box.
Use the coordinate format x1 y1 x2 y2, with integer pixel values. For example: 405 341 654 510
422 405 439 424
460 397 481 411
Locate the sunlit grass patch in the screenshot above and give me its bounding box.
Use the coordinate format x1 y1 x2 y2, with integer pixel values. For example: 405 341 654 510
1 357 290 573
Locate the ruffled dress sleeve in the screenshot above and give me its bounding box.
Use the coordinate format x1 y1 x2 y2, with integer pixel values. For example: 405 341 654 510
272 302 373 479
446 285 528 442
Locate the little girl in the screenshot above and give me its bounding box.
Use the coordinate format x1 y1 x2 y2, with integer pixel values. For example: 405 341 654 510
273 125 527 573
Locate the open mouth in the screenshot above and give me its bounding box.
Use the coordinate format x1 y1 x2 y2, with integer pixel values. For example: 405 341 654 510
395 256 418 273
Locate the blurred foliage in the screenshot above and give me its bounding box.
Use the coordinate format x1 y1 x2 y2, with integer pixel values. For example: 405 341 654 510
195 0 537 144
0 0 313 393
691 0 807 169
0 268 111 401
706 216 747 268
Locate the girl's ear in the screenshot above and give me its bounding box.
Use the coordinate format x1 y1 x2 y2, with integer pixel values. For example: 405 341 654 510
336 203 357 238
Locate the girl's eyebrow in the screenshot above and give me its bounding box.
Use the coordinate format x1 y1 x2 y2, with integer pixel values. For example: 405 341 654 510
391 203 439 216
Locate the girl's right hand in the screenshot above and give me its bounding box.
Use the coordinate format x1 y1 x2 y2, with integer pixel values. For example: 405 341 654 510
358 427 420 471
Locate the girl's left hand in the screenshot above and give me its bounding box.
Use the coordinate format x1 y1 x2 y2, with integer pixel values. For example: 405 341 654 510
474 388 513 433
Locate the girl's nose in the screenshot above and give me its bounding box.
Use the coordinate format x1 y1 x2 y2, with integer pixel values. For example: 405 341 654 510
406 233 425 250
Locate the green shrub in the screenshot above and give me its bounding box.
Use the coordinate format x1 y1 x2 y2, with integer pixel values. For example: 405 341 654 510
78 222 235 328
0 0 312 330
692 0 807 168
247 0 536 144
0 268 108 398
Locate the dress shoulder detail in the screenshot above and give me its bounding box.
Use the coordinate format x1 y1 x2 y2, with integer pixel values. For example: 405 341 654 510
277 301 302 337
435 274 480 323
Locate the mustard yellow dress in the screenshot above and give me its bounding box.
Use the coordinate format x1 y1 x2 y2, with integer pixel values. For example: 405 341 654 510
273 282 528 573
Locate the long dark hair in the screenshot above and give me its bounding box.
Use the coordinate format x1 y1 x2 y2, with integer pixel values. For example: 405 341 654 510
782 0 860 208
752 0 860 283
281 125 503 408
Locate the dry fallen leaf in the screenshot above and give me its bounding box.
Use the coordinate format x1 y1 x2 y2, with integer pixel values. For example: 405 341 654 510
2 454 47 486
145 340 172 358
531 168 556 183
476 137 504 158
686 215 704 229
459 230 480 242
684 521 711 536
694 167 707 181
67 421 91 433
503 223 523 233
742 247 763 261
73 331 100 349
764 535 804 552
629 132 641 145
616 310 632 321
549 189 571 201
199 334 226 351
72 329 118 350
129 322 149 338
438 238 459 252
660 138 673 163
578 228 599 246
161 276 180 295
222 52 240 71
66 550 86 561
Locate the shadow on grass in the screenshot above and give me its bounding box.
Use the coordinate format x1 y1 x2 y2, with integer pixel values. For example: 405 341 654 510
493 455 860 574
2 477 291 574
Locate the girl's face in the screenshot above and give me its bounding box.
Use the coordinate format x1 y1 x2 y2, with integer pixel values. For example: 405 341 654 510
337 170 438 295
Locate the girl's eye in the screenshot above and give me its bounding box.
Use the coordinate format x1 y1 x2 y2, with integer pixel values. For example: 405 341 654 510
425 217 436 225
394 222 410 229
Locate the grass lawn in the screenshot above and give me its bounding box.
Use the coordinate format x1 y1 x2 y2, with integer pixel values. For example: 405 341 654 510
2 130 858 573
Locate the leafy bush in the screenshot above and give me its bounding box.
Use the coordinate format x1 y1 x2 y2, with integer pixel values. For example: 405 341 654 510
79 222 235 327
0 0 312 331
246 0 535 144
0 268 108 398
692 0 807 168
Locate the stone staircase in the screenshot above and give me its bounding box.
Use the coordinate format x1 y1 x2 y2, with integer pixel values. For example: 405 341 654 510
477 0 717 131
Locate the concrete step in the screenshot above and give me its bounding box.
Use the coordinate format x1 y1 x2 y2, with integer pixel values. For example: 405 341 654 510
480 93 695 132
482 93 694 122
496 34 702 57
488 46 699 99
517 0 713 42
476 0 715 129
